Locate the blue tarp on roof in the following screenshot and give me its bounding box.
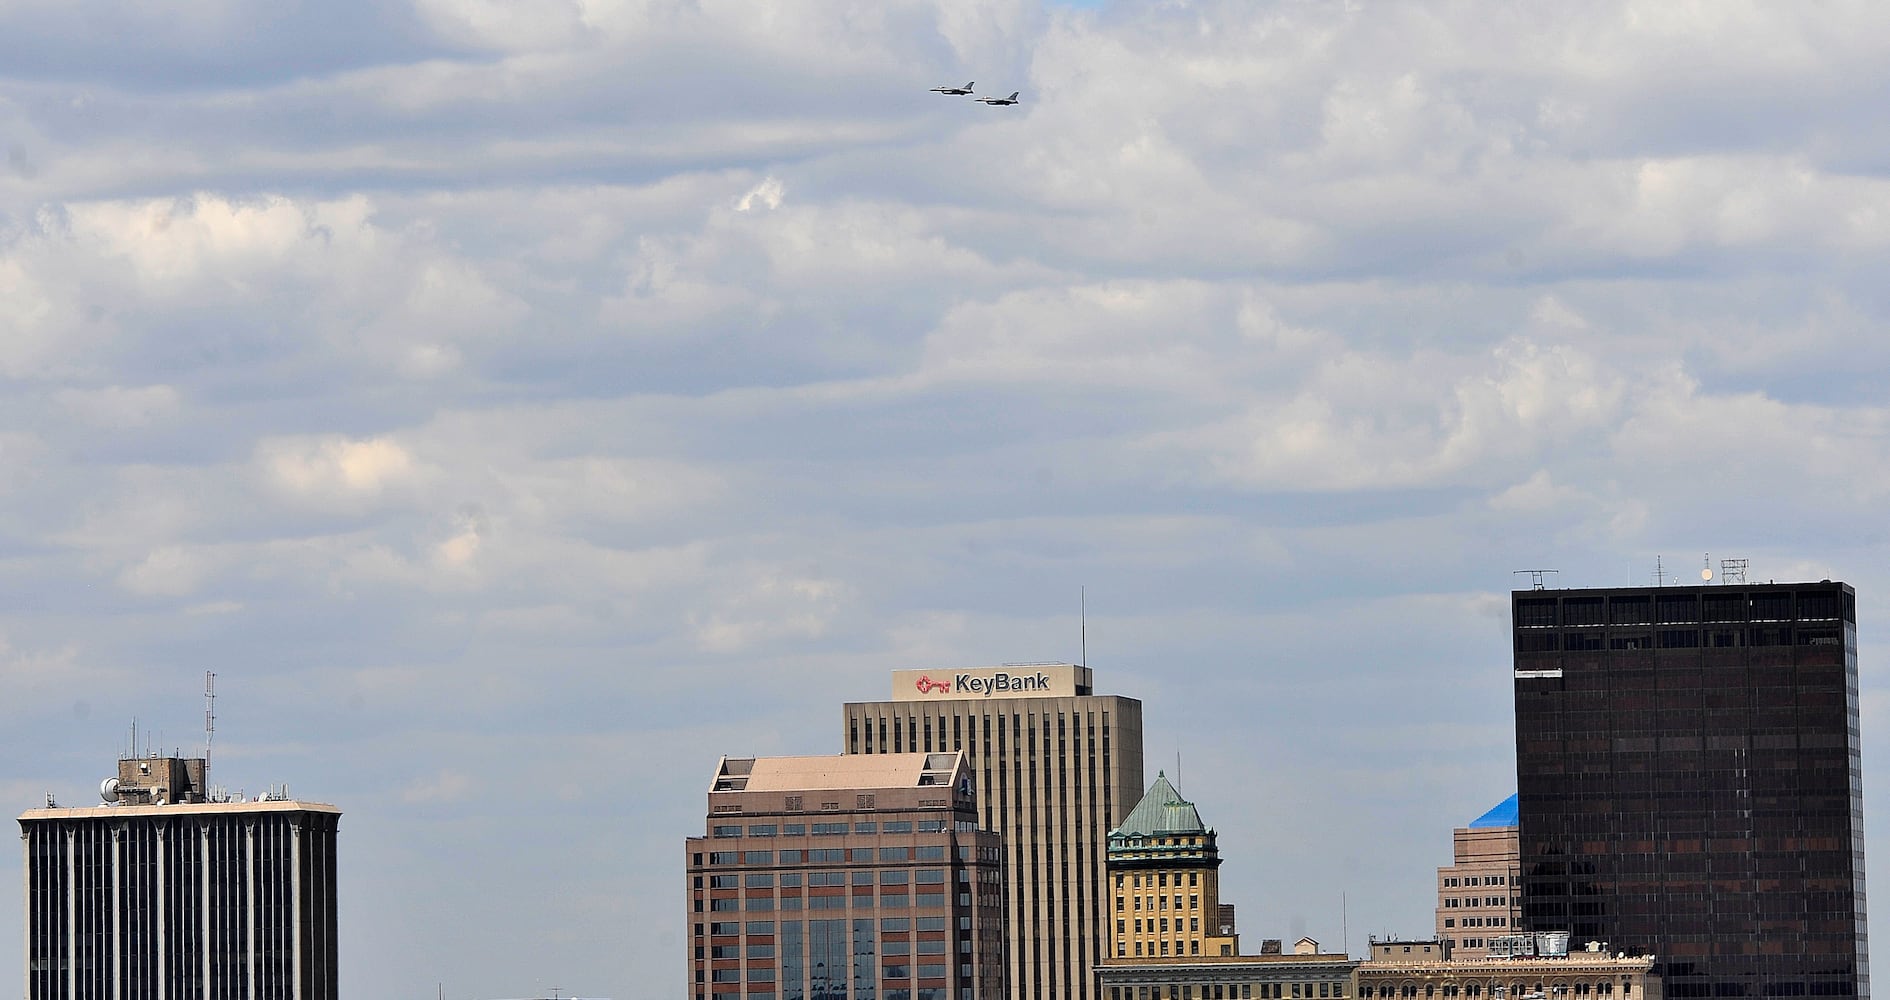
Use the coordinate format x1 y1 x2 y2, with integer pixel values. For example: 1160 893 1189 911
1469 793 1518 828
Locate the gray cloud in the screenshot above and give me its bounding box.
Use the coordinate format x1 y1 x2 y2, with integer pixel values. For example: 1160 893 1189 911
4 1 1890 997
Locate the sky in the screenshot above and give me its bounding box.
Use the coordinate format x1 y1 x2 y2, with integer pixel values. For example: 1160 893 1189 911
3 0 1889 997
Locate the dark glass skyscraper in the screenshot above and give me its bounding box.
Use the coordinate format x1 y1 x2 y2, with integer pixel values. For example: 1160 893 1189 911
20 755 340 1000
1512 580 1868 998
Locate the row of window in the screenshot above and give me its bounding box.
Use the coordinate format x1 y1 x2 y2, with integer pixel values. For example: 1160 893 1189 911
1118 939 1208 957
1358 981 1627 997
1441 897 1517 909
1517 592 1846 627
1121 894 1202 912
711 819 952 840
710 982 952 990
704 917 952 935
1441 916 1508 929
1517 626 1845 653
702 869 958 889
1119 916 1206 935
1109 982 1338 999
1441 876 1508 888
703 846 952 866
706 894 959 912
713 964 961 982
1118 872 1202 888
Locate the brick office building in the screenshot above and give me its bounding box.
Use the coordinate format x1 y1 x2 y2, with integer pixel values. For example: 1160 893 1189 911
685 753 1004 1000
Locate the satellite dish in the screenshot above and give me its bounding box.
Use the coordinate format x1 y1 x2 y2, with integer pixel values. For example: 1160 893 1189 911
1701 568 1714 582
100 777 120 803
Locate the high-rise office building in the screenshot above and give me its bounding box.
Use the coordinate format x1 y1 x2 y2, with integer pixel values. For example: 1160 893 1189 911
684 752 1005 1000
1511 580 1868 998
844 664 1145 1000
1107 772 1237 962
1433 795 1521 960
19 754 341 1000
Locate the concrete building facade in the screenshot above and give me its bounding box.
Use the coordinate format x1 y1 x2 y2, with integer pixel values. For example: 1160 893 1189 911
844 664 1145 1000
1108 773 1237 962
1098 940 1356 1000
1356 939 1660 1000
1434 797 1522 960
19 755 340 1000
684 752 1005 1000
1512 581 1869 998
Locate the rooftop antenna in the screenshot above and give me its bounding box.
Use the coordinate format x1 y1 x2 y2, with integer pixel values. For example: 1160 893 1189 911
1700 553 1714 584
1654 555 1667 587
1080 587 1087 668
1513 569 1558 591
204 671 216 779
1720 558 1748 585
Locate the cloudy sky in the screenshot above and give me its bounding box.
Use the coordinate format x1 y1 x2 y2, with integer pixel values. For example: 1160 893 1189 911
4 0 1890 996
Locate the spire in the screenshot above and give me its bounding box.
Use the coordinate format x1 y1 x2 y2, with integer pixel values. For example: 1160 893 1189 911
1115 772 1208 837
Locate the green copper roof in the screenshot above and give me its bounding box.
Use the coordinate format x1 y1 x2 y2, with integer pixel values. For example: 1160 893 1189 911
1114 771 1208 837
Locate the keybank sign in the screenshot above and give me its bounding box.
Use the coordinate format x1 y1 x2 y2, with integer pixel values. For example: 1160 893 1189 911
891 664 1084 701
918 670 1054 697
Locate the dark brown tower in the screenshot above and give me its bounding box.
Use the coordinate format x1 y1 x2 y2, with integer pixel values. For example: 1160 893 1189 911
1512 581 1867 998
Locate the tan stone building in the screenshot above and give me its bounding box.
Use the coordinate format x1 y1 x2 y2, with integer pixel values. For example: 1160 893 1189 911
684 752 1005 1000
845 664 1145 1000
1357 938 1660 1000
1434 797 1522 960
1108 773 1237 961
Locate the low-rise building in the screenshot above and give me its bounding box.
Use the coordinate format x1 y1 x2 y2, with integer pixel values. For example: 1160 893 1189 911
1099 939 1357 1000
1356 937 1660 1000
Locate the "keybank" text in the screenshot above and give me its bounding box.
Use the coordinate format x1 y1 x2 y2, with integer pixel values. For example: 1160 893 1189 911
955 671 1052 697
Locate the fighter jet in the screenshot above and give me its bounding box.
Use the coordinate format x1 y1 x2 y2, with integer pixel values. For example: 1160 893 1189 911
930 82 974 95
976 91 1020 106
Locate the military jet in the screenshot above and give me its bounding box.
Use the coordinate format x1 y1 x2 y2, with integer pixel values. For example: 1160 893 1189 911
976 91 1020 106
930 82 975 95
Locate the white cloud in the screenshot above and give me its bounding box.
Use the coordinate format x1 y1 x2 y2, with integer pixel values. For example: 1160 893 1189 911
3 3 1890 998
401 767 475 804
735 176 784 212
116 545 215 597
691 572 849 653
260 435 422 506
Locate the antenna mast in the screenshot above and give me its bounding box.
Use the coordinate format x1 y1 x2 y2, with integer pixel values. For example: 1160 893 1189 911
204 671 217 779
1512 569 1559 591
1080 587 1087 668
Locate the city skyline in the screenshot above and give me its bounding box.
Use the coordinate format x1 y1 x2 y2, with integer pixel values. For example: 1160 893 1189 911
4 2 1890 998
